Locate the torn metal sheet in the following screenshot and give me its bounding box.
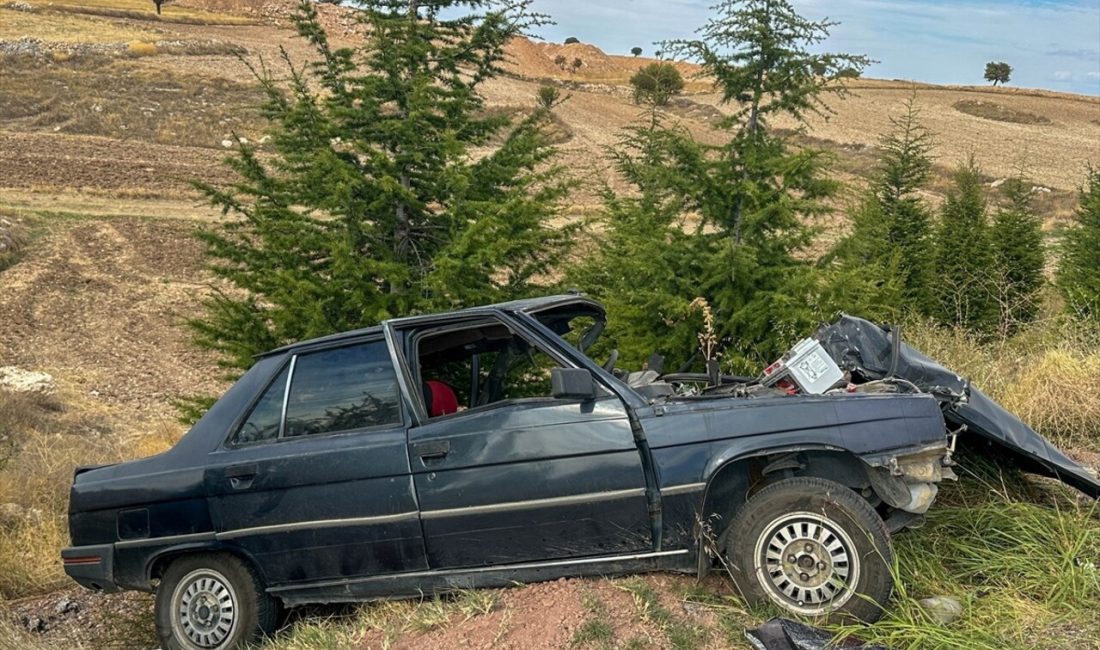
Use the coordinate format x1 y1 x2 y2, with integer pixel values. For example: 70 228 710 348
815 315 1100 499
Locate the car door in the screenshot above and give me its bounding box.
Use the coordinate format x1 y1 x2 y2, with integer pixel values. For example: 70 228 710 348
204 337 428 587
395 314 652 569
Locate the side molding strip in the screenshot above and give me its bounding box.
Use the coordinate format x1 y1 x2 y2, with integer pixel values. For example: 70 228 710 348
216 512 420 540
419 487 647 520
115 532 215 549
660 482 707 496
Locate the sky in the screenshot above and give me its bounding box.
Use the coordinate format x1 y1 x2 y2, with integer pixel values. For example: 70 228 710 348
530 0 1100 96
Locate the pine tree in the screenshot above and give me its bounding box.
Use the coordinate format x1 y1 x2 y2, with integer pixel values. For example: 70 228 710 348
990 176 1045 334
834 97 935 315
1058 167 1100 318
933 158 998 333
190 0 572 374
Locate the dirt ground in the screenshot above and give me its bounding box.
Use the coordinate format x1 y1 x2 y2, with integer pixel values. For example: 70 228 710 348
0 215 224 434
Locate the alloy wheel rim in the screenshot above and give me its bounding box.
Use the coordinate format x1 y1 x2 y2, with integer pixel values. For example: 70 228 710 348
171 568 239 648
752 511 860 615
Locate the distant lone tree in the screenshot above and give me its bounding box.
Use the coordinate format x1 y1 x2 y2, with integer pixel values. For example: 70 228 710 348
629 61 684 106
553 54 567 70
570 57 583 73
984 61 1012 86
564 36 580 44
152 0 163 14
631 46 643 57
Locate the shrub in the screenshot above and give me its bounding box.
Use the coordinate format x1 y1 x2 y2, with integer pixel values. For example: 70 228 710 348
564 36 580 44
628 61 684 106
536 84 560 110
0 216 27 272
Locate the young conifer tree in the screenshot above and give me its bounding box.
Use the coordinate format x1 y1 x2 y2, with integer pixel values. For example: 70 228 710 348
833 97 936 316
190 1 572 374
933 158 998 333
990 175 1045 334
1058 167 1100 318
663 0 872 368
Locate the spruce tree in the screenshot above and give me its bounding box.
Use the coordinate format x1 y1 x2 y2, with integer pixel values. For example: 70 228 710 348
665 0 871 368
834 98 935 315
190 0 572 374
567 109 705 367
1058 167 1100 318
991 176 1045 334
933 158 998 333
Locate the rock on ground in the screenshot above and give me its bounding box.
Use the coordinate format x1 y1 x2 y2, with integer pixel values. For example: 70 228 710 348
0 366 55 395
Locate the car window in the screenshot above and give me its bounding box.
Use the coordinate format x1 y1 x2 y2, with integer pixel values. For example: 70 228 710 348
284 341 402 437
235 364 290 445
417 321 560 416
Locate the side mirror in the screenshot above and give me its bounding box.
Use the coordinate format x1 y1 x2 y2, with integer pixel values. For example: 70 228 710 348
551 367 596 400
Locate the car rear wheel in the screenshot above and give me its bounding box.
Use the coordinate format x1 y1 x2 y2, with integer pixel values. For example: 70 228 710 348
155 553 278 650
723 476 894 622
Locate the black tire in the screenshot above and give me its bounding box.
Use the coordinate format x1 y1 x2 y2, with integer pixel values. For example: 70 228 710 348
723 476 894 622
155 553 279 650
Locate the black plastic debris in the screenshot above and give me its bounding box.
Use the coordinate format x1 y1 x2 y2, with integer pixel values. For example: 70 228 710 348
744 618 889 650
815 315 1100 499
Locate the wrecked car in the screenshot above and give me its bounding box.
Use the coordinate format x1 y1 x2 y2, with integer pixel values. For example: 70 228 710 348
62 295 1099 649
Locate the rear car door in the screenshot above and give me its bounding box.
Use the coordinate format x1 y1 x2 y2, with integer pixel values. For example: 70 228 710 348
204 337 427 587
394 314 652 569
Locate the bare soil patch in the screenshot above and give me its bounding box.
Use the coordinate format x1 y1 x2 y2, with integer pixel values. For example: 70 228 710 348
953 99 1051 124
0 55 266 148
0 215 224 431
0 132 225 196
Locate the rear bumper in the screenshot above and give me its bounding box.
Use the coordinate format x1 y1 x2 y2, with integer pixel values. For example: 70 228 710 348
62 544 120 593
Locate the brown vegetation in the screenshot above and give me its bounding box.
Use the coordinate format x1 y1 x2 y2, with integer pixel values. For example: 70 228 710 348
953 99 1051 125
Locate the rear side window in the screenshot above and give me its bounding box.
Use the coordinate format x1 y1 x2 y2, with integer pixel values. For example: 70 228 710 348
284 342 401 437
236 364 290 445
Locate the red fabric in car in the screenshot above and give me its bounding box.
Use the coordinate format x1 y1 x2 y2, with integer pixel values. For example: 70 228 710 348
425 380 459 417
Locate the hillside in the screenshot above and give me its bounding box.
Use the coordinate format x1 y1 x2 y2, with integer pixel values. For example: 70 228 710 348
0 1 1098 649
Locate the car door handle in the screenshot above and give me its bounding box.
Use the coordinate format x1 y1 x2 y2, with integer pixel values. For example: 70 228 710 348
225 463 258 489
412 440 450 462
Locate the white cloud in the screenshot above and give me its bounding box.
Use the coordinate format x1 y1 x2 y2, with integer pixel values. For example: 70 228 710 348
1051 70 1074 81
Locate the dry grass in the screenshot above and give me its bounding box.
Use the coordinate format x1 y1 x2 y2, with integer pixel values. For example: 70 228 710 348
0 389 184 600
126 40 157 57
0 6 166 43
18 0 253 24
904 315 1100 448
953 99 1051 125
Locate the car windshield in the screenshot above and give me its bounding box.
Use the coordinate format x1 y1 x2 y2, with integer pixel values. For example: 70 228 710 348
529 303 606 356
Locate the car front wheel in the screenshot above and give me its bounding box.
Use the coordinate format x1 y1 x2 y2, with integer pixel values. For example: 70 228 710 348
723 476 894 622
155 553 278 650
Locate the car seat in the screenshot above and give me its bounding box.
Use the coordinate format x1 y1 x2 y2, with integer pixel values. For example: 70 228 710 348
423 380 459 417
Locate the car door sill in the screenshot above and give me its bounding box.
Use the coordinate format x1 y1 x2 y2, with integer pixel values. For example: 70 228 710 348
268 549 694 606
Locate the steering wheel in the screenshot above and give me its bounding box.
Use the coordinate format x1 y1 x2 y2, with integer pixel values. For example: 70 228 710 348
603 349 619 373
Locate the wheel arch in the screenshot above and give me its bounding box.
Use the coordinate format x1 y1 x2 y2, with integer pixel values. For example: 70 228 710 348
696 445 875 577
146 542 269 589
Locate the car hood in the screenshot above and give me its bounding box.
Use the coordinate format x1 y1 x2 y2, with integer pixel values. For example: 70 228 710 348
815 315 1100 499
